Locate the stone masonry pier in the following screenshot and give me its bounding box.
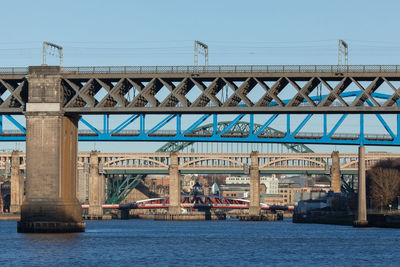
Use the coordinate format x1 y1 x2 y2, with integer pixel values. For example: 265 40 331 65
18 66 84 233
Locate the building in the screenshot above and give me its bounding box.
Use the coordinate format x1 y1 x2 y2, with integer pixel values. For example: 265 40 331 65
219 184 249 199
278 176 331 206
211 183 219 195
225 175 279 194
261 193 284 206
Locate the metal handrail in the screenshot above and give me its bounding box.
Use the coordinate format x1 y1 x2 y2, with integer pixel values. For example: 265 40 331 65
61 65 400 74
77 129 393 140
0 67 29 75
2 65 400 75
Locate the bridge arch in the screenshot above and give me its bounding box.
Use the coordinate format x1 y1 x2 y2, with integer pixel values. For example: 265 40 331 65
180 157 245 169
261 157 326 168
341 158 376 170
156 121 314 153
103 156 169 169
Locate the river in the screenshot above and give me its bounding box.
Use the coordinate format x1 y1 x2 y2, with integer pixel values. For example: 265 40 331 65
0 219 398 266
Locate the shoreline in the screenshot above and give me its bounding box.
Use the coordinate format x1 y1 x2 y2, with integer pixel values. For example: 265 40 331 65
0 214 20 221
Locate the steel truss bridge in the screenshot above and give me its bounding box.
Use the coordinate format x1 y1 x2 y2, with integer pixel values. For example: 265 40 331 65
1 64 400 146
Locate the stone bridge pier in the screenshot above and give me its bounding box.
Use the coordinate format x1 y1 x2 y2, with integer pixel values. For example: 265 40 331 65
10 150 24 213
354 146 368 227
249 151 260 217
168 151 181 216
330 151 341 193
88 151 105 219
18 66 84 233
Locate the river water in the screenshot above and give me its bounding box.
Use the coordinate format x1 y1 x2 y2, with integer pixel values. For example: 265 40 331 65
0 219 399 266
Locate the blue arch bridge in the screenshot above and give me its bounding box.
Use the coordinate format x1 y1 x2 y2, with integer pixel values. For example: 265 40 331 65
1 64 399 231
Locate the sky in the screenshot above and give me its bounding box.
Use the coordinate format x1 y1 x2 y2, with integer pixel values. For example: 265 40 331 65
2 0 400 153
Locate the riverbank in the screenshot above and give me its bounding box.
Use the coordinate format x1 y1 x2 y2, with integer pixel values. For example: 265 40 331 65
0 213 20 221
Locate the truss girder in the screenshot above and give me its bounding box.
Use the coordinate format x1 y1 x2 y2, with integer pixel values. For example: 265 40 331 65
3 71 400 113
287 77 319 107
72 110 400 146
319 77 351 107
1 108 400 146
0 79 27 110
350 77 384 107
156 121 314 153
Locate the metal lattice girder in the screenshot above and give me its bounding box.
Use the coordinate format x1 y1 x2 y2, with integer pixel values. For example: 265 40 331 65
75 111 400 146
3 65 400 114
61 73 399 114
156 121 314 153
106 174 143 204
2 109 400 146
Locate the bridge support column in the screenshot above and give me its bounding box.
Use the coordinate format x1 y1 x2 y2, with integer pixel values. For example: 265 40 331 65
0 189 3 213
76 166 87 204
249 151 260 217
168 151 181 215
18 66 84 233
330 151 341 193
88 151 104 218
10 151 24 213
354 146 368 227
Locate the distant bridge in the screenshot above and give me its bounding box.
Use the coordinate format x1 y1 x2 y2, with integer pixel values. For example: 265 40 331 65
90 195 293 211
1 151 398 175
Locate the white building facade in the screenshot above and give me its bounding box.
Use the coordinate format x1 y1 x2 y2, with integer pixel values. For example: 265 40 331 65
225 175 279 194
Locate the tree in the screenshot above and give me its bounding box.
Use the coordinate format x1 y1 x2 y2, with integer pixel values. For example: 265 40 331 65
367 159 400 209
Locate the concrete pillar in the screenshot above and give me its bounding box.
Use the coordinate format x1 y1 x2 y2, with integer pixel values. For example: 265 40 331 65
330 151 341 193
168 151 181 215
76 167 87 204
10 151 24 213
354 146 368 227
18 66 84 233
249 151 260 216
88 151 104 217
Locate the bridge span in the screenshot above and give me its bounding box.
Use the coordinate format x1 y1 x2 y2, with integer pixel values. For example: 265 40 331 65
1 150 396 175
81 196 289 211
2 64 397 231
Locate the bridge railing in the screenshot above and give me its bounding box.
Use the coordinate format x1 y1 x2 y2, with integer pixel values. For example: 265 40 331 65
0 67 29 75
2 65 400 75
61 65 400 74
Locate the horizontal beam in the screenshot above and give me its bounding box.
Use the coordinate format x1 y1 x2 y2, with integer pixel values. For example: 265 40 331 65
62 106 400 115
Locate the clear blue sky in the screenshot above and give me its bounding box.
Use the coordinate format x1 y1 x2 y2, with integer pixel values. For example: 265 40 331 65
2 0 400 67
2 0 400 153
